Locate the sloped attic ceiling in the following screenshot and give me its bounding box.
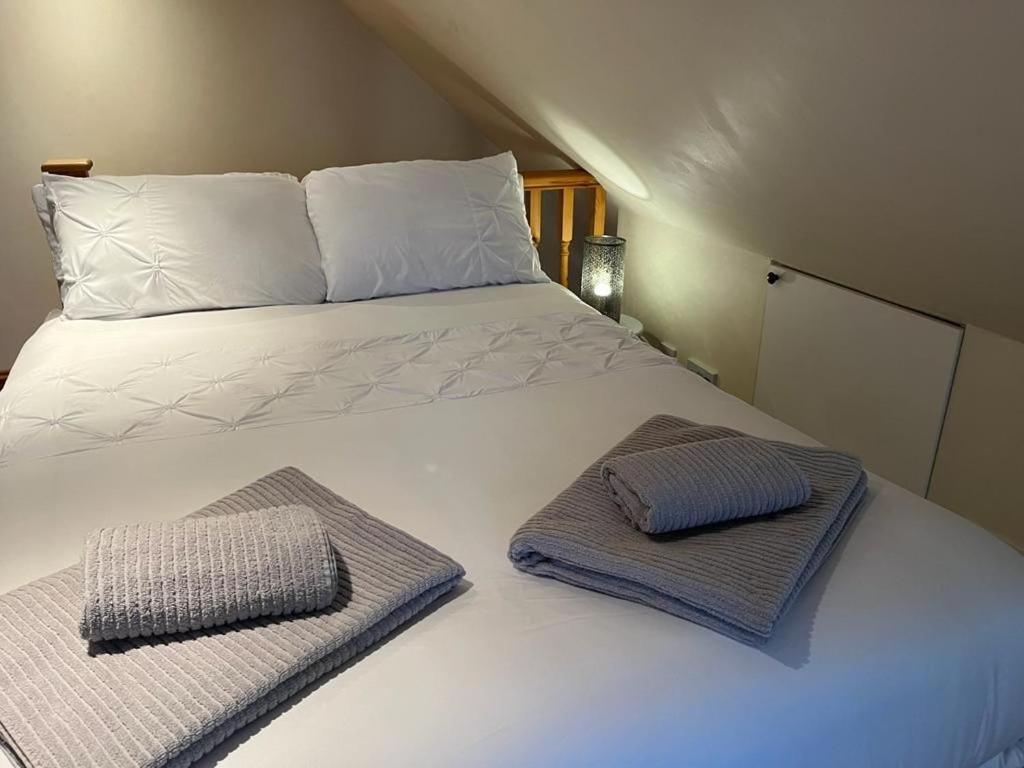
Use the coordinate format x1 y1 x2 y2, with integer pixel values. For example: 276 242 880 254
346 0 1024 344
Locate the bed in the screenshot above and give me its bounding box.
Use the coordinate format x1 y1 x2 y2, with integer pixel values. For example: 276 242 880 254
1 161 1022 768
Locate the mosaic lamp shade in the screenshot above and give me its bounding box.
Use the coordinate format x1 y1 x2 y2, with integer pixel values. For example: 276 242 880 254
581 235 626 321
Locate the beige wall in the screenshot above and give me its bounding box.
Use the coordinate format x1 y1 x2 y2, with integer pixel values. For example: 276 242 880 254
346 0 1024 549
929 328 1024 551
619 211 767 401
0 0 494 369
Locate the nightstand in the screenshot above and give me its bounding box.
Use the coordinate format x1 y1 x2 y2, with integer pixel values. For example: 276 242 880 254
619 314 643 338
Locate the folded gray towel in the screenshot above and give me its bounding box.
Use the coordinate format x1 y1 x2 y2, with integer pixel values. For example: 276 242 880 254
601 437 812 533
79 505 338 642
509 415 866 646
0 467 465 768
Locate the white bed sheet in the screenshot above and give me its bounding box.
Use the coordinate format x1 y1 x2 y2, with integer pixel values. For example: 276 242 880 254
1 283 1022 768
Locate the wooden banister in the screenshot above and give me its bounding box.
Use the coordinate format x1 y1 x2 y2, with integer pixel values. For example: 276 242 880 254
560 189 575 290
528 187 542 247
591 187 607 237
42 158 93 177
521 169 606 288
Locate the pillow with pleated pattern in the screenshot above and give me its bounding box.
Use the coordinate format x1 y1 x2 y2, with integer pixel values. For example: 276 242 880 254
43 172 326 319
304 152 547 302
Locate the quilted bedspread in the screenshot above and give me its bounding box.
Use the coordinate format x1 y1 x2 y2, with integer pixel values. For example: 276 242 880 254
0 305 670 466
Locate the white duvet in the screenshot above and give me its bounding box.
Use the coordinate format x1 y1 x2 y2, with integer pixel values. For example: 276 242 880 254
1 283 1022 768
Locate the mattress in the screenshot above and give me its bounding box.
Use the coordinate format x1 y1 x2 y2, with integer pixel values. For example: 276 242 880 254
1 282 1022 768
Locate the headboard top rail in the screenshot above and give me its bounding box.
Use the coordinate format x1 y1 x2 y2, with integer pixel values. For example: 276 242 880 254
520 169 598 191
42 158 93 177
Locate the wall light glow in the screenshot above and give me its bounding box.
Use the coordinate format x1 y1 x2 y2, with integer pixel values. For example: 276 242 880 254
540 108 649 200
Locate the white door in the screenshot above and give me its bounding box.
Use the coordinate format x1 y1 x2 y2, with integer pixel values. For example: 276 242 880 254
754 267 962 496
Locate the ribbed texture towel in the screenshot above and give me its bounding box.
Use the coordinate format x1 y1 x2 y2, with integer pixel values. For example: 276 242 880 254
79 505 339 642
509 415 866 646
0 467 465 768
601 437 812 533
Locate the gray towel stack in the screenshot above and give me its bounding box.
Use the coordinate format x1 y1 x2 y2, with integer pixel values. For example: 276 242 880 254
80 505 339 642
509 415 866 646
0 467 465 768
601 437 812 533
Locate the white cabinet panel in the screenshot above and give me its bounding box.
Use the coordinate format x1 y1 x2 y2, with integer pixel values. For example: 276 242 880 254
754 268 962 496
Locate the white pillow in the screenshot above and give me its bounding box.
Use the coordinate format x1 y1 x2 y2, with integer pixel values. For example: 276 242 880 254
304 152 547 302
43 173 326 319
31 183 66 303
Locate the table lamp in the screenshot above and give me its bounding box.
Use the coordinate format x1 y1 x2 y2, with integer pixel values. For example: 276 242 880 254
581 235 625 321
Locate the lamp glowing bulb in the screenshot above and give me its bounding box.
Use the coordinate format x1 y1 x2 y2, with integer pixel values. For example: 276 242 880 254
582 235 625 321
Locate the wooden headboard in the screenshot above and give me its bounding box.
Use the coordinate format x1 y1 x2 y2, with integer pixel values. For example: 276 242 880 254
41 159 606 288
